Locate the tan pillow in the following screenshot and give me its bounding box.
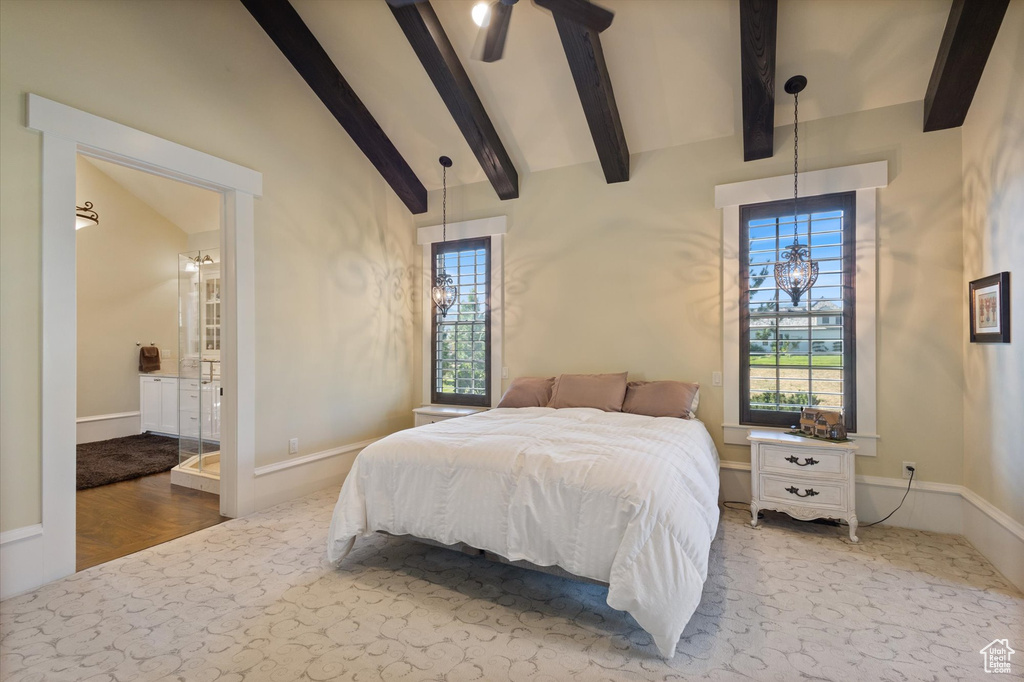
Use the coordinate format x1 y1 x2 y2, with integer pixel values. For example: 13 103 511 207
547 372 628 412
622 380 700 419
496 376 556 408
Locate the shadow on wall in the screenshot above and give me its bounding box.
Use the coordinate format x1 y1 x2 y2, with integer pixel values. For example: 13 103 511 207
263 174 416 391
961 80 1024 496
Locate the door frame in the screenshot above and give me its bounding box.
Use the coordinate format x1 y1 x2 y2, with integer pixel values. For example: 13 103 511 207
27 94 261 585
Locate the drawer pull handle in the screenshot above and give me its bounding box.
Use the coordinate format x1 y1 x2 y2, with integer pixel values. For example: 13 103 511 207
785 486 819 498
785 456 819 467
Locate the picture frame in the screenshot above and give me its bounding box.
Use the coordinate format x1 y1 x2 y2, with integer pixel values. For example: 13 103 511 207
969 272 1011 343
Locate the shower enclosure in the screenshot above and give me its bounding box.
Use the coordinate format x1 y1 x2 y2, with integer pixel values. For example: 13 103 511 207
174 249 221 491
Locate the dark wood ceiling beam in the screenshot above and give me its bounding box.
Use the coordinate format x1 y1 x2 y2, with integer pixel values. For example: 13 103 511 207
549 9 629 183
534 0 613 33
923 0 1010 132
240 0 427 213
739 0 778 162
388 2 519 200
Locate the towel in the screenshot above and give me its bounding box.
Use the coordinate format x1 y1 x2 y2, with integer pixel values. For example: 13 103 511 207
139 346 161 373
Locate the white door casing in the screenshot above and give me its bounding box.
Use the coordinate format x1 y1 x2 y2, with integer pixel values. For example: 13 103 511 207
22 94 261 590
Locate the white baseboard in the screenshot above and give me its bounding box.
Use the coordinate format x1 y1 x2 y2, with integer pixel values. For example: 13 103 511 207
76 411 141 444
961 488 1024 593
0 525 45 600
253 438 379 512
719 460 1023 591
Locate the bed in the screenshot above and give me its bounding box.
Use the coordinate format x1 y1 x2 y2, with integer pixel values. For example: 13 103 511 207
327 406 721 658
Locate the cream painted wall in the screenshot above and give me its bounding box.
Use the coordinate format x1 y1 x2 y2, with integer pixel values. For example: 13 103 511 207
76 156 188 417
414 101 966 485
0 0 416 532
961 0 1024 525
187 230 221 253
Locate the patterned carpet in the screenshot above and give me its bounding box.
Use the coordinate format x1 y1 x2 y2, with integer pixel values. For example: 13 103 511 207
1 488 1020 681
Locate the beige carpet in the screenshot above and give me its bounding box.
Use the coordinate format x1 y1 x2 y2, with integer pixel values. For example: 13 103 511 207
1 489 1020 682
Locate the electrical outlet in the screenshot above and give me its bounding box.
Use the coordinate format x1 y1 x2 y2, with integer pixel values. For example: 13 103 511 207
502 366 509 379
712 371 723 387
160 348 170 359
902 461 916 479
289 437 299 455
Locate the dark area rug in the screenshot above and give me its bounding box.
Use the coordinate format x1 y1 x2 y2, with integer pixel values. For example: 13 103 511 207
77 433 180 490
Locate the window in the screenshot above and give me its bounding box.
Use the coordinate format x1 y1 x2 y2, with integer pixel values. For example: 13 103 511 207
739 191 857 430
431 237 491 406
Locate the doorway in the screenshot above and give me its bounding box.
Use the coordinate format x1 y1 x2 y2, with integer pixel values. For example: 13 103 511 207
74 155 229 570
27 94 260 590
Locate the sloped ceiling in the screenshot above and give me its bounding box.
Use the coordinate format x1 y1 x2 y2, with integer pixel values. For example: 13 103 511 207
84 157 221 234
290 0 951 191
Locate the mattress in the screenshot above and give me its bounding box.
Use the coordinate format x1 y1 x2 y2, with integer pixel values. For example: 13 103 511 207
327 406 721 658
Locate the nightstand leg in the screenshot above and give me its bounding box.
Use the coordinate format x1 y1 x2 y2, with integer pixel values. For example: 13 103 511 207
848 514 859 543
750 502 759 528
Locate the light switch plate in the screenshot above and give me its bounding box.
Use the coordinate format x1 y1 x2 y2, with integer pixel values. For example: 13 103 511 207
289 438 299 455
502 367 509 379
712 371 723 387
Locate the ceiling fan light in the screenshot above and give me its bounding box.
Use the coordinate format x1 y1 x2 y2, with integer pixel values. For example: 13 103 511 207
472 1 490 27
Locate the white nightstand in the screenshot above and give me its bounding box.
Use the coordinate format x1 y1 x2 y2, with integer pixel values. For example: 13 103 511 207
748 430 859 542
412 405 486 427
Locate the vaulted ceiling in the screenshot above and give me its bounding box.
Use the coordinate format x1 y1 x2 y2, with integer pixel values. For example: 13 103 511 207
287 0 952 193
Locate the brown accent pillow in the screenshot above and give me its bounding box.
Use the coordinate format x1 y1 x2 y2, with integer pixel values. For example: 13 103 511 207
622 380 700 419
547 372 628 412
496 376 556 408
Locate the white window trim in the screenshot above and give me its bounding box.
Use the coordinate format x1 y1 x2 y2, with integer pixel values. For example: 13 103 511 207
716 161 887 456
418 216 505 408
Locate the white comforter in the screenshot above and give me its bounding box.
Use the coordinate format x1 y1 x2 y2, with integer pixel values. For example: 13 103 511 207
327 407 721 658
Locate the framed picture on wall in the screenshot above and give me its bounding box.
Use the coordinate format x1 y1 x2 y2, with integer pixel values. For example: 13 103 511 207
969 272 1011 343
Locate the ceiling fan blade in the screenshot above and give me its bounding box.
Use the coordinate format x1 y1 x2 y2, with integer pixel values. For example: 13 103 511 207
533 0 613 32
384 0 425 7
479 1 514 62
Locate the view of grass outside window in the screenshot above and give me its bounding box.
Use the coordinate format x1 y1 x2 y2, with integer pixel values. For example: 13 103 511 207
432 237 490 407
740 192 856 429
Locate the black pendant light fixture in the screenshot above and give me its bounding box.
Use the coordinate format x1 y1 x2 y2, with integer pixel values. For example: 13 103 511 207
774 75 818 307
431 156 458 317
75 201 99 230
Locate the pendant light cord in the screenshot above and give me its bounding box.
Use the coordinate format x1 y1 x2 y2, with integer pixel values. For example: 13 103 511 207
792 89 799 243
442 164 447 244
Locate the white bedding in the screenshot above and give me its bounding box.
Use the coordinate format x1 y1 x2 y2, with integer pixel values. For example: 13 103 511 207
327 407 721 658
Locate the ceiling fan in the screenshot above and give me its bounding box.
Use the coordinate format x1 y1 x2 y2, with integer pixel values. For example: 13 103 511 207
385 0 613 63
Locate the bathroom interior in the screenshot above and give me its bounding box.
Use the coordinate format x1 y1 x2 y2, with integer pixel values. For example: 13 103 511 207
75 154 228 570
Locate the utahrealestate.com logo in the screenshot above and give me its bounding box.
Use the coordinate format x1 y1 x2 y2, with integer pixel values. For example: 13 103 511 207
981 639 1015 674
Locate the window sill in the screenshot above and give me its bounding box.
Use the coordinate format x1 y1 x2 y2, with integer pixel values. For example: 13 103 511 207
722 423 878 456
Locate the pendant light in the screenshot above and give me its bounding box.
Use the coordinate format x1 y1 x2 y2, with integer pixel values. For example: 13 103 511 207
774 75 818 307
431 156 458 317
75 201 99 230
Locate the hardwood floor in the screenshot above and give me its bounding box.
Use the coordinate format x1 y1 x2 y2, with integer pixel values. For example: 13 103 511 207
76 471 229 572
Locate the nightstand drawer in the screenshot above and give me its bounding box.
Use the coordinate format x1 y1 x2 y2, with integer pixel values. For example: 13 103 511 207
759 474 846 510
760 445 846 478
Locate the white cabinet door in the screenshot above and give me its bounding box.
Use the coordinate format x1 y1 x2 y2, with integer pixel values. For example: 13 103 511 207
140 376 179 435
140 378 162 432
160 379 179 435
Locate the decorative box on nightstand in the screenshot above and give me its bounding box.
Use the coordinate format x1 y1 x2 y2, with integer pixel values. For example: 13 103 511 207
412 406 486 427
748 430 859 542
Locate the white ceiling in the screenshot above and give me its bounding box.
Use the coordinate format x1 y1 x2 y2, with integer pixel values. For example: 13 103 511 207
84 157 221 234
290 0 951 191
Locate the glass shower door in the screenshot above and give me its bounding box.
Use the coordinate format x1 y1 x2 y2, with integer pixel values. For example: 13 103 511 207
178 250 221 475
